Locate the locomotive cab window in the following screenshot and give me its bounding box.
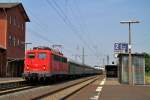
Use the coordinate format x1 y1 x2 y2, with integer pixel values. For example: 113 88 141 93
27 53 35 59
38 52 47 59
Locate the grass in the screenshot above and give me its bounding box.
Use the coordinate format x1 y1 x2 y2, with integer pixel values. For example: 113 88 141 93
145 72 150 84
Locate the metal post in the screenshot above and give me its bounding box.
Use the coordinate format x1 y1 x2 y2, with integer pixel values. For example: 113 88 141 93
128 23 132 85
82 47 85 64
107 55 109 65
75 54 77 61
103 58 105 66
120 20 140 85
25 43 32 51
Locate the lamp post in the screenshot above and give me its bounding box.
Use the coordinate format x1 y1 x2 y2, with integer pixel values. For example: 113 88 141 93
25 42 32 51
21 42 32 51
120 20 140 85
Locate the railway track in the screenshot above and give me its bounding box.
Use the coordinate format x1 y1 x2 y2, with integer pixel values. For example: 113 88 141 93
0 85 40 96
0 80 26 91
0 80 42 96
0 75 101 100
33 76 99 100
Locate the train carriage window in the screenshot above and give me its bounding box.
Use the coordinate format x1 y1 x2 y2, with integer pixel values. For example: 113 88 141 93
53 55 61 61
64 58 67 63
62 58 67 63
27 53 35 59
62 58 64 62
52 54 67 63
53 55 57 61
60 57 62 62
38 52 47 59
53 55 56 61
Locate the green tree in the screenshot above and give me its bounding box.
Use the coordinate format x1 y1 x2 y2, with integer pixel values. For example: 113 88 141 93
143 53 150 72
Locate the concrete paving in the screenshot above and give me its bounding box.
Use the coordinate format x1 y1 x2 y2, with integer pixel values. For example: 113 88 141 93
67 77 150 100
67 75 105 100
0 76 149 100
100 78 150 100
100 85 150 100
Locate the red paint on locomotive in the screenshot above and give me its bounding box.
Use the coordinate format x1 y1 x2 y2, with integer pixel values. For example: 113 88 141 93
24 47 68 79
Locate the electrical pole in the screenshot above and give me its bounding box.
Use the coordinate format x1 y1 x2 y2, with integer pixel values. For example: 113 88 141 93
120 20 140 85
103 58 105 66
107 55 109 65
82 47 85 65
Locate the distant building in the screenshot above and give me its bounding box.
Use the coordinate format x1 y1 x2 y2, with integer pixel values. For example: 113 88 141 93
105 65 118 78
94 65 105 71
0 3 30 77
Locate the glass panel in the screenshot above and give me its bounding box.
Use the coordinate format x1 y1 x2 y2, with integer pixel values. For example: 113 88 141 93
38 52 46 59
27 53 35 59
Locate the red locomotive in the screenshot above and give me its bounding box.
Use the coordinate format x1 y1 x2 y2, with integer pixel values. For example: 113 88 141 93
24 46 101 81
24 46 68 81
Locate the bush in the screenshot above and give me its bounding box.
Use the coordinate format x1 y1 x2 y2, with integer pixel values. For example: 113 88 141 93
143 53 150 73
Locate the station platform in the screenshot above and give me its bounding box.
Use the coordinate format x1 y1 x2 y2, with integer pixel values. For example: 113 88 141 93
0 77 25 84
67 76 150 100
104 78 120 85
100 78 150 100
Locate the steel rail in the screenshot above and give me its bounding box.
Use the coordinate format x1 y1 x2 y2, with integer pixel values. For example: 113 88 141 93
0 80 47 96
0 81 27 91
62 77 99 99
32 76 99 100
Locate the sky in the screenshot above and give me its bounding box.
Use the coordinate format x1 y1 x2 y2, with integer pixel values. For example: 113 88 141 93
1 0 150 66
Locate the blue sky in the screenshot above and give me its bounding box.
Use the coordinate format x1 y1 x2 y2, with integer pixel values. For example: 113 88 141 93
2 0 150 66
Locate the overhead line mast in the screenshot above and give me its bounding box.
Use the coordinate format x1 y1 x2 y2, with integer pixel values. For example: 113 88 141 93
120 20 140 85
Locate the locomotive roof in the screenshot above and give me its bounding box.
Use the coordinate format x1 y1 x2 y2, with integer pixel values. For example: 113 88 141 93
27 46 64 57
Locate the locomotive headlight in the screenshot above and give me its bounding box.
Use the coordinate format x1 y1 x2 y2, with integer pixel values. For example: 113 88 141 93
43 65 46 70
43 67 46 70
26 66 29 70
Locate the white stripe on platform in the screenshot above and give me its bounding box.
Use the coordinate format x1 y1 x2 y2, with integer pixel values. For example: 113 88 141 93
96 86 102 92
90 95 99 100
100 78 106 85
90 78 106 100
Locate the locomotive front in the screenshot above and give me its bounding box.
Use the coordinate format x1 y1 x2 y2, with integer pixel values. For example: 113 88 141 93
23 49 50 81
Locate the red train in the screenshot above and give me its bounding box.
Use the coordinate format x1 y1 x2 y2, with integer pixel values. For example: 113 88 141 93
23 46 101 81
